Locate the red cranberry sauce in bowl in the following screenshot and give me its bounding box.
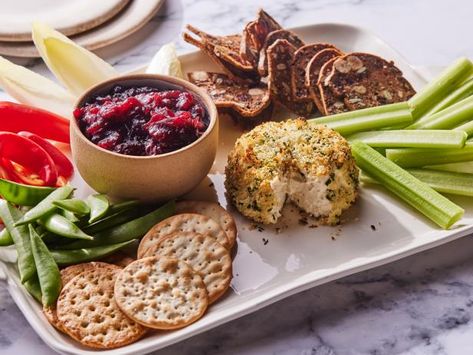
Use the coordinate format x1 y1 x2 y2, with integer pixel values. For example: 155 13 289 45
73 85 209 156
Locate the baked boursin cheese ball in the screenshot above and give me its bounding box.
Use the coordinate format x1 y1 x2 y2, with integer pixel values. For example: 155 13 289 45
225 119 359 225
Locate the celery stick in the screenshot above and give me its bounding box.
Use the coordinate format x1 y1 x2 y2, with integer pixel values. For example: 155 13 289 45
406 94 473 129
351 141 464 229
426 161 473 174
454 119 473 137
422 77 473 118
309 102 413 136
409 57 473 119
386 142 473 168
361 169 473 197
407 169 473 197
348 130 467 149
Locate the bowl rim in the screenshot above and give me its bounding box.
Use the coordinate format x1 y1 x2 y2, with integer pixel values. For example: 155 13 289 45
71 73 218 160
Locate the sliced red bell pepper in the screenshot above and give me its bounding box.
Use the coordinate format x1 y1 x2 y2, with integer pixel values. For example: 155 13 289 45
18 131 73 180
0 102 70 143
0 132 58 186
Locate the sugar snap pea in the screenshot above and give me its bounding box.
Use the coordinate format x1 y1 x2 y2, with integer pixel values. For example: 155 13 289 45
107 200 140 214
23 275 42 303
53 198 90 215
83 206 149 234
87 194 109 223
42 213 93 240
0 200 36 282
0 178 56 206
59 200 175 250
60 209 80 223
16 186 74 226
0 227 13 246
29 225 61 306
50 240 136 265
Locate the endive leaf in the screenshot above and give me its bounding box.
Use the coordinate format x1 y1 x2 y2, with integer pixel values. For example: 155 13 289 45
0 56 74 117
146 42 185 78
32 22 118 96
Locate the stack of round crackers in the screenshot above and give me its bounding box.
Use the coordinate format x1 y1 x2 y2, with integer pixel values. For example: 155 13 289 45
42 200 236 349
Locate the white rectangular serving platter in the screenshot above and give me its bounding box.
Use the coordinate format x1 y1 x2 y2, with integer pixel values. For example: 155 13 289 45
1 23 473 355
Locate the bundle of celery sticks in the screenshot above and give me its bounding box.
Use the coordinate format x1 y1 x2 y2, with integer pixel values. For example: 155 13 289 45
311 57 473 229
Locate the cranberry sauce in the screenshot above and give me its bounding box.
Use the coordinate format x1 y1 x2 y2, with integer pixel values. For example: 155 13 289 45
74 85 209 156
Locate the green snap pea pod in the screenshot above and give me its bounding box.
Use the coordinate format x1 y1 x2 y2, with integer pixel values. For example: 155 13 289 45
87 194 109 223
0 178 56 206
53 198 90 215
23 275 42 303
0 201 35 282
83 206 149 234
29 225 61 306
107 200 140 214
42 213 93 240
16 186 74 226
60 209 80 223
59 200 175 250
50 240 136 266
0 227 13 246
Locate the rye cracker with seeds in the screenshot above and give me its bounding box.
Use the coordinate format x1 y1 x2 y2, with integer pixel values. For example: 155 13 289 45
267 39 314 117
306 48 343 113
188 71 271 118
57 267 146 349
138 213 230 258
43 262 120 332
240 9 283 67
291 43 338 102
175 200 237 248
326 53 416 111
183 26 256 81
257 29 304 77
318 57 348 115
114 256 208 330
147 232 232 303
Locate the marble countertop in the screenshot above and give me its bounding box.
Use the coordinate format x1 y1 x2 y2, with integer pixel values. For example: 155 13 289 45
1 0 473 354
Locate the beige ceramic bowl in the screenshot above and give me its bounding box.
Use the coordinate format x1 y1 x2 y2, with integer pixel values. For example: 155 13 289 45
70 74 218 202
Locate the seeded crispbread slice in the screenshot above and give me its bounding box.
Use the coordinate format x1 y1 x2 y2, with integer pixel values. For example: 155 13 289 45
257 29 304 78
305 48 343 113
267 39 314 117
318 57 348 115
183 26 257 81
57 267 146 349
114 256 208 330
188 71 271 118
175 200 237 248
240 9 283 67
291 43 338 102
147 232 232 303
138 213 230 258
326 52 416 111
43 262 120 333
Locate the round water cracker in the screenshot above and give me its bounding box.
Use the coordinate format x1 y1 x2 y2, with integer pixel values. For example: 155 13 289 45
114 256 208 330
147 232 232 304
138 213 230 258
43 305 65 333
43 262 119 333
101 251 136 268
60 261 119 286
57 267 146 349
175 200 237 248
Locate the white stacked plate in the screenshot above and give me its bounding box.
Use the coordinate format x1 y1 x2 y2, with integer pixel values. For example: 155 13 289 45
0 0 165 57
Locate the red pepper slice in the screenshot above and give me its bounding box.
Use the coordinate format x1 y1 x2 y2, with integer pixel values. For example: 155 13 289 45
0 132 58 186
0 102 70 143
18 131 73 180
